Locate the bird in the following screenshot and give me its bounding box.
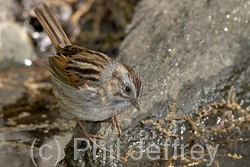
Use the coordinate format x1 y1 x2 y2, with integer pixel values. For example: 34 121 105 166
34 4 143 140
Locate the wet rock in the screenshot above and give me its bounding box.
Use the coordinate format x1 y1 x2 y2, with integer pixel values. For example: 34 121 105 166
62 0 250 166
0 66 75 167
0 21 34 70
0 68 32 106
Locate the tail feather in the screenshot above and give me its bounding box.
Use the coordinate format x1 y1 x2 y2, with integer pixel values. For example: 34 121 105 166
34 4 71 50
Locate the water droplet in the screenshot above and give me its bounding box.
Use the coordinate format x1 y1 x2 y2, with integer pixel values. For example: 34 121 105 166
224 27 228 32
32 32 40 39
16 139 21 144
24 58 32 66
216 117 221 124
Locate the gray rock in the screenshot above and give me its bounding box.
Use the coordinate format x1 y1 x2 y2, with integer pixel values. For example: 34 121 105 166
63 0 250 166
0 21 34 70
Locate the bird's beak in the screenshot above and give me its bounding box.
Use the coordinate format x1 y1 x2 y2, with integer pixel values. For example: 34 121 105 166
130 98 140 111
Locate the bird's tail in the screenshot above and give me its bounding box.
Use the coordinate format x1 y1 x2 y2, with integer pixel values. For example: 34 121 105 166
34 3 71 50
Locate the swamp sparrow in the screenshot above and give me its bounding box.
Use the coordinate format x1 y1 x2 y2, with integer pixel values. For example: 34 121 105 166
34 4 143 136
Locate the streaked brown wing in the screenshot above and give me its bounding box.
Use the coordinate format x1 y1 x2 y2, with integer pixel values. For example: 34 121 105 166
43 55 69 85
44 45 112 89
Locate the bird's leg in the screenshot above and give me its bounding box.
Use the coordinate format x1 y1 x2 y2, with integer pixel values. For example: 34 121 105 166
75 117 125 159
75 117 103 148
111 116 122 136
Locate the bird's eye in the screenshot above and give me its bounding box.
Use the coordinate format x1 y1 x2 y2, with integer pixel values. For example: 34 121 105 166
125 86 131 93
